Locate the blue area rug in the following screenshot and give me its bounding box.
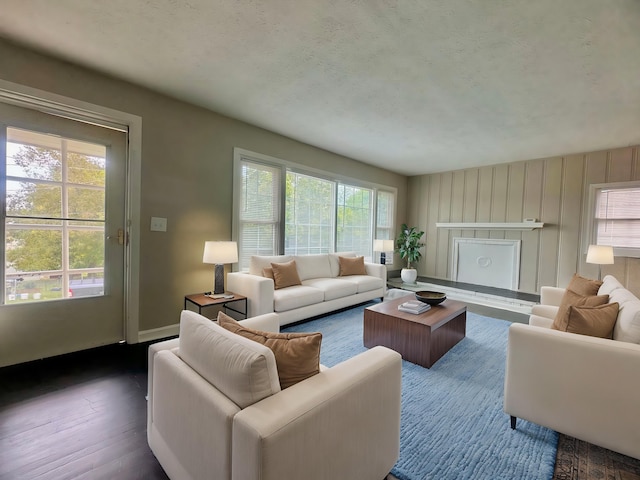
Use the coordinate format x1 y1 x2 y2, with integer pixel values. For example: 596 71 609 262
283 302 558 480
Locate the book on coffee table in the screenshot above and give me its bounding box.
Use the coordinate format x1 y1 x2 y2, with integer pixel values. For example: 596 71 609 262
398 300 431 314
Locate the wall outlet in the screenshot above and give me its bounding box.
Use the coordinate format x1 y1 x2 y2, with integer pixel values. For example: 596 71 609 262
150 216 167 232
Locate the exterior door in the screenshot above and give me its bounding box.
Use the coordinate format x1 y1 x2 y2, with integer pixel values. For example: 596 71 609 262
0 102 127 367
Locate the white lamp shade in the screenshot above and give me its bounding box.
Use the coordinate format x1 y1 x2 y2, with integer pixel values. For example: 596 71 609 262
586 244 614 265
203 241 238 264
374 239 395 251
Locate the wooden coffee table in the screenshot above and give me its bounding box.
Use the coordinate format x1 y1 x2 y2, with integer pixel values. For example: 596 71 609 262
363 296 466 368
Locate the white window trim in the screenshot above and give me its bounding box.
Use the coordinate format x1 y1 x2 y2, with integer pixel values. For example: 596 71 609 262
0 79 142 342
585 180 640 258
232 148 398 267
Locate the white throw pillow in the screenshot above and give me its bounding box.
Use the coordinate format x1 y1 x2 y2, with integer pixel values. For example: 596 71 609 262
177 310 281 408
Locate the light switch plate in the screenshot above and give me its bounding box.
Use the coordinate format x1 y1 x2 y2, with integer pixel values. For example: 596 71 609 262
150 216 167 232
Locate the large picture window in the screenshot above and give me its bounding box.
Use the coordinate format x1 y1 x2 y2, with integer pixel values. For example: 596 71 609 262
589 181 640 258
233 149 396 270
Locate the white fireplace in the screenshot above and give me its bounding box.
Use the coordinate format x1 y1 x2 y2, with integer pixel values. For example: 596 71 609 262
452 238 521 290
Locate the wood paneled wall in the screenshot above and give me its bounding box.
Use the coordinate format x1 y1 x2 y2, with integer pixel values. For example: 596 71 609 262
407 146 640 296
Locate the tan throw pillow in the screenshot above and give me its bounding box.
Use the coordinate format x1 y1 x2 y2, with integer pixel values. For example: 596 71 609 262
218 312 322 389
339 255 367 276
262 267 274 280
270 260 302 290
552 290 609 331
566 274 603 297
565 302 620 339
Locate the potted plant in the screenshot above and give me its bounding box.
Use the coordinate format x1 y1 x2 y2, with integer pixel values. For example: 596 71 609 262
396 223 425 284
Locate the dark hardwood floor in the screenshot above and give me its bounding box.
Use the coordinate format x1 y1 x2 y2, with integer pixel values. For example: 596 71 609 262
0 343 169 480
2 342 640 480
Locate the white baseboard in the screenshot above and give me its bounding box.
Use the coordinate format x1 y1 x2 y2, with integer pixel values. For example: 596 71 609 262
137 324 179 343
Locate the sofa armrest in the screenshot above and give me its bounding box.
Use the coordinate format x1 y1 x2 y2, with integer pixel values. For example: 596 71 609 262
147 337 181 432
227 271 275 317
239 313 280 333
232 346 402 480
365 261 387 282
540 286 565 306
504 323 640 459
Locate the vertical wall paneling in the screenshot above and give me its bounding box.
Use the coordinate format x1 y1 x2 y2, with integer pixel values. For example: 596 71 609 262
490 164 509 240
476 167 494 239
436 173 453 277
520 161 544 292
538 157 563 287
505 163 525 246
408 145 640 295
556 155 585 286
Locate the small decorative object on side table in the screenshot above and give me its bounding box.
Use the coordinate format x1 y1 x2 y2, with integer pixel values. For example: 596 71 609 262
184 292 247 319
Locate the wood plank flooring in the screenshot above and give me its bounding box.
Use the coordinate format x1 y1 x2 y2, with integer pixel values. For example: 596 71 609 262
2 341 640 480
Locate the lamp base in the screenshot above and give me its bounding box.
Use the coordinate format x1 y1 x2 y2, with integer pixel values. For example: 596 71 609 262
380 252 386 265
214 264 225 294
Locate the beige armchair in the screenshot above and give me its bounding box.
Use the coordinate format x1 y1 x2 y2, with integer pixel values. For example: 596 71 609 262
148 310 402 480
504 275 640 460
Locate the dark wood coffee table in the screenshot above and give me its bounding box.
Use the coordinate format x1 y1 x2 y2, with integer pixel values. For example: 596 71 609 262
363 297 466 368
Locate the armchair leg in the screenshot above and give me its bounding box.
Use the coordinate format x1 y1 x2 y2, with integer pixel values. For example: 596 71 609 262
510 416 517 430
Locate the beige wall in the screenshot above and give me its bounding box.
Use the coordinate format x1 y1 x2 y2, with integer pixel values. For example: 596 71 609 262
407 147 640 297
0 39 408 337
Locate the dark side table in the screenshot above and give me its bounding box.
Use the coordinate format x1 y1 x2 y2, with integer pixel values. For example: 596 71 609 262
184 292 247 319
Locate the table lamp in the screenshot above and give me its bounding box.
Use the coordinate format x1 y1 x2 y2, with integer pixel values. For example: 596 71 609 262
374 239 395 265
586 244 614 280
203 241 238 296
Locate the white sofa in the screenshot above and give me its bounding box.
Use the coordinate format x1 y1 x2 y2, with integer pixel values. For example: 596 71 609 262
504 275 640 460
148 310 402 480
227 252 386 326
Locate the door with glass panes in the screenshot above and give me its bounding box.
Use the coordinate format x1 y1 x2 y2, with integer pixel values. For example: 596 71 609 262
0 102 127 367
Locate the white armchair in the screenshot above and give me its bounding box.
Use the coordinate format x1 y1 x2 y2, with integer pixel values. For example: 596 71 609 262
148 311 403 480
504 275 640 460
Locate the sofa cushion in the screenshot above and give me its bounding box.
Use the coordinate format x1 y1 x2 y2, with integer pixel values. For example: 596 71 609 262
178 310 281 409
302 278 358 301
218 312 321 389
273 285 325 312
613 300 640 344
249 255 292 276
598 274 626 296
566 273 603 296
551 290 609 331
328 251 356 277
564 302 620 339
295 254 332 281
339 255 367 276
271 260 302 289
339 274 384 294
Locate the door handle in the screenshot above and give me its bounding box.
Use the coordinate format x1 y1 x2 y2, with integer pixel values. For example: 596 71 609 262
107 228 127 245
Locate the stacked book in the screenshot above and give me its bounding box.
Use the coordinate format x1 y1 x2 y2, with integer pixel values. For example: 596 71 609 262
398 299 431 314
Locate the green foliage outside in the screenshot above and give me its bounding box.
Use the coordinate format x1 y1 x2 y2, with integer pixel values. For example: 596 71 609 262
6 145 106 274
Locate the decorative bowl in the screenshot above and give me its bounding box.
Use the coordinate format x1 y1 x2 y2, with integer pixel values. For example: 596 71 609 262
415 291 447 305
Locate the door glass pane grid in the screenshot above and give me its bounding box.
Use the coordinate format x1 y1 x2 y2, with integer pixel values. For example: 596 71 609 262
4 127 106 304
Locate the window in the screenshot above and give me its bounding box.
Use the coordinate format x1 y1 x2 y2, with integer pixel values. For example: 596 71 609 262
375 190 395 264
589 182 640 258
4 127 106 303
233 149 397 270
285 171 335 255
236 159 282 270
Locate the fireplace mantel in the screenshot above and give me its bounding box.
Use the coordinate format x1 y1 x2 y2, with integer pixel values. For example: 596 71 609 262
436 222 544 230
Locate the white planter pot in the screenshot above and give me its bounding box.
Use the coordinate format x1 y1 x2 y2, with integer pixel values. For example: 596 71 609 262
401 268 418 284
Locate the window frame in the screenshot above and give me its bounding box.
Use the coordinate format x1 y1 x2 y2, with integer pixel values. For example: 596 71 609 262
586 180 640 259
232 148 398 270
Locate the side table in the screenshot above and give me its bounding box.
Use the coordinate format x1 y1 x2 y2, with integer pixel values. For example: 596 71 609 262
184 292 247 319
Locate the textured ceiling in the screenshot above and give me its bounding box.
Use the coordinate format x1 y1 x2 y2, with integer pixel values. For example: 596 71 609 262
1 0 639 175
